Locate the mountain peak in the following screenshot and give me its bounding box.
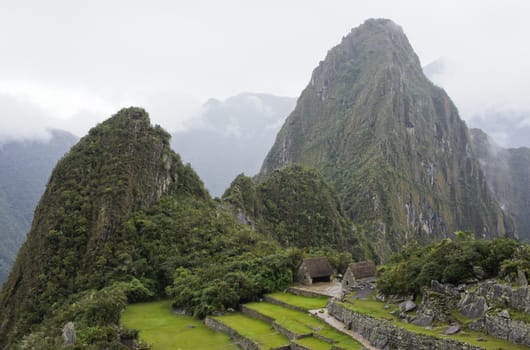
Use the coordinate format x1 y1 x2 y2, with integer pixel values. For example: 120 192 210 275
260 19 513 259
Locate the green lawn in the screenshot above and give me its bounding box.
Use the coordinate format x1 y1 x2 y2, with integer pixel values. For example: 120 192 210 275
213 313 289 349
245 301 323 334
341 298 529 350
266 292 329 310
121 300 238 350
244 301 363 349
295 336 332 350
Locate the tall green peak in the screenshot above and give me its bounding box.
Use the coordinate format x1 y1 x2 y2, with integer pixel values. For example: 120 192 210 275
260 20 514 259
0 107 207 344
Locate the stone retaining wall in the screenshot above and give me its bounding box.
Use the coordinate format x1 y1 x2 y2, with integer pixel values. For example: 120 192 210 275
484 314 530 346
289 343 311 350
287 287 331 298
329 302 484 350
241 305 275 324
313 332 335 344
272 321 308 340
476 282 530 312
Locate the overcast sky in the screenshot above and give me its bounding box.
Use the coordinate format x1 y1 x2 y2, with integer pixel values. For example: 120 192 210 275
1 0 529 142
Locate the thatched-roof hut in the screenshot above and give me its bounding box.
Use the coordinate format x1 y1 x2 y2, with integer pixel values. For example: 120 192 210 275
296 257 334 285
342 260 376 289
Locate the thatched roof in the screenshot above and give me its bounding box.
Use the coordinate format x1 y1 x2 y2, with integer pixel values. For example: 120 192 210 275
300 257 333 278
348 260 376 279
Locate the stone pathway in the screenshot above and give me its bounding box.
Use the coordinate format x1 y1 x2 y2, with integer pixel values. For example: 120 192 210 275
310 308 378 350
290 280 343 298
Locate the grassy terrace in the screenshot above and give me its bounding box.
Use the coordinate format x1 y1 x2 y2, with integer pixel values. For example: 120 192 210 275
245 301 362 349
341 297 529 350
213 313 289 349
295 336 334 350
266 292 329 310
121 300 238 350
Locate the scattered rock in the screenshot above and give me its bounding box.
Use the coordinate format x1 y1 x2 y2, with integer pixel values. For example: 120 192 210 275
383 304 390 309
498 309 510 319
412 314 434 327
413 304 435 327
472 266 486 280
399 300 416 312
187 324 196 329
430 280 459 297
476 337 487 342
62 322 76 345
444 324 461 335
457 293 488 318
376 292 386 302
518 269 528 287
469 318 484 331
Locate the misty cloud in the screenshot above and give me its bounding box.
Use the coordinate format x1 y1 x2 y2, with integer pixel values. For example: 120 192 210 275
0 1 530 144
0 93 55 143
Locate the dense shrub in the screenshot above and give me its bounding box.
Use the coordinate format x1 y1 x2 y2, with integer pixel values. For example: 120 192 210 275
378 237 524 296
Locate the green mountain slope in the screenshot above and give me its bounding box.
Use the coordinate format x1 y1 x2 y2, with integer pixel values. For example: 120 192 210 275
0 108 207 345
0 130 77 285
0 108 301 348
470 128 530 241
223 166 373 259
260 19 513 259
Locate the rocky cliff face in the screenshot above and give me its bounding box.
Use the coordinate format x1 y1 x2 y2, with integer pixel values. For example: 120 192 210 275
260 19 513 259
470 128 530 241
0 107 207 344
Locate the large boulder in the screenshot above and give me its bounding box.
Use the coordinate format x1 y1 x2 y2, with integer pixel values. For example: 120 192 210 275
413 305 434 327
62 322 76 345
399 300 416 312
445 324 461 335
457 293 488 318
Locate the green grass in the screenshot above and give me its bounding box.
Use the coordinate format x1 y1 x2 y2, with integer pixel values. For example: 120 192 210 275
213 313 289 349
266 292 329 310
295 336 332 350
508 308 530 323
121 300 238 350
245 301 323 334
340 297 529 350
244 301 363 349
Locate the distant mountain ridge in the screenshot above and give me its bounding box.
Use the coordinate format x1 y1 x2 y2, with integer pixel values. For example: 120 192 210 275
0 129 77 284
260 18 513 259
470 128 530 241
172 93 295 197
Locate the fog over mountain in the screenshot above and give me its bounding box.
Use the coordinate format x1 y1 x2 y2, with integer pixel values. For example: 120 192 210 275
1 2 530 145
424 58 530 148
0 130 77 284
172 93 296 197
